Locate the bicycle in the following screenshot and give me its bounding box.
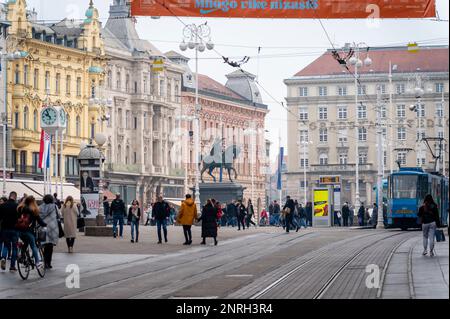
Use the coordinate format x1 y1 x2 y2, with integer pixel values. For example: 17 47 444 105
16 227 46 280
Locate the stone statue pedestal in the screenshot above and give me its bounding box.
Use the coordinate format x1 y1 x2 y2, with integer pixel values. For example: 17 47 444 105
83 217 113 237
193 182 246 205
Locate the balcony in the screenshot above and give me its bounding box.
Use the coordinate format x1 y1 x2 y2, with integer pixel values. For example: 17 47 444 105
12 129 39 148
12 165 43 179
309 163 373 173
107 163 140 174
169 167 185 178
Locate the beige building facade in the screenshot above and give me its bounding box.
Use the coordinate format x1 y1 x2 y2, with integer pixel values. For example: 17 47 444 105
284 46 449 207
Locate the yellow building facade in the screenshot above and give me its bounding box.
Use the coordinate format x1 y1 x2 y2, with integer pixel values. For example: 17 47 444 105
5 0 106 181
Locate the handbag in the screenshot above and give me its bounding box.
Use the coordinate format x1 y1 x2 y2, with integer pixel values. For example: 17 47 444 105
435 229 446 242
37 227 47 242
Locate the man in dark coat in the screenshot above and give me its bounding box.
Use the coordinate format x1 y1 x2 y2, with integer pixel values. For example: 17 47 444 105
342 202 350 227
237 200 247 231
0 192 19 271
110 193 126 238
198 200 218 246
103 196 110 224
226 201 237 227
152 196 170 244
358 203 366 226
283 196 299 233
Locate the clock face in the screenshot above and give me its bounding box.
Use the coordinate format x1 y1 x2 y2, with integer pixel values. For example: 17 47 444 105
59 109 67 126
41 108 58 126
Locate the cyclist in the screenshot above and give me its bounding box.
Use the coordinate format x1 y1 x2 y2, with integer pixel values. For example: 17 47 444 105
16 196 47 269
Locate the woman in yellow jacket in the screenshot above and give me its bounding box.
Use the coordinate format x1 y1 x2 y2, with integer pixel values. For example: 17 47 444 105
177 194 198 245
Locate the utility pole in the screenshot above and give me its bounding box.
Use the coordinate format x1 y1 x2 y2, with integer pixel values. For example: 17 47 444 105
441 89 446 177
388 61 394 174
376 85 384 229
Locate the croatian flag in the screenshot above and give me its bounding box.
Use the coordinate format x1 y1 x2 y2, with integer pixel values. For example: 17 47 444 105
39 130 51 169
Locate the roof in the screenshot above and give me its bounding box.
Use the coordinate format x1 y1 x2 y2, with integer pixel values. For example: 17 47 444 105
294 46 449 77
48 19 83 38
198 74 246 100
165 50 189 60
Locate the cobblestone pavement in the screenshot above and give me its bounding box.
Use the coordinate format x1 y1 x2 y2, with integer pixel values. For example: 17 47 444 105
0 226 447 299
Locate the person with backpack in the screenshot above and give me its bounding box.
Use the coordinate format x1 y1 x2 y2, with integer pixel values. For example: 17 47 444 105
0 192 19 272
127 200 141 243
16 196 47 269
418 194 442 257
61 196 78 253
39 194 61 269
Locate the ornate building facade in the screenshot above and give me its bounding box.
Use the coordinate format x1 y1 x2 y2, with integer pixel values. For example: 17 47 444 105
168 51 269 214
102 0 185 205
1 0 106 183
284 46 449 206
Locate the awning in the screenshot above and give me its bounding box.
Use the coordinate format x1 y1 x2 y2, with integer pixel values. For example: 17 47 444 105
4 179 80 201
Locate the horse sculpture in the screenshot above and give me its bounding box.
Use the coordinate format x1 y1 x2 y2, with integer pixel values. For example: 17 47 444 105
201 139 241 183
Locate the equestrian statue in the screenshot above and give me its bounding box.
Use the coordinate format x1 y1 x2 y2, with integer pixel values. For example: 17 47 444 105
200 138 241 183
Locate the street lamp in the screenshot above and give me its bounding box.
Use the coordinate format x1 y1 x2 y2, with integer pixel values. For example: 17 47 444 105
348 42 372 214
179 23 214 211
298 140 313 206
1 50 26 197
244 123 258 203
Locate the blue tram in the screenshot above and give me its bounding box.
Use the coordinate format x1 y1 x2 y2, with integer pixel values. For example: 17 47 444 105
387 167 449 230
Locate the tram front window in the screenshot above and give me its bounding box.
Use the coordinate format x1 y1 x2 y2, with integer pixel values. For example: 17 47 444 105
392 175 418 199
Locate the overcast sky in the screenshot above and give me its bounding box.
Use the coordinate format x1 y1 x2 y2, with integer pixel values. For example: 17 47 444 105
22 0 449 160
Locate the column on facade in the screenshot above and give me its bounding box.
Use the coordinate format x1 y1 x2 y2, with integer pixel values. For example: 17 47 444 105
365 181 372 206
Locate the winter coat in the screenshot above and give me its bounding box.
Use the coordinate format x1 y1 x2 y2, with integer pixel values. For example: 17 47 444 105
39 203 60 246
62 204 78 239
177 198 197 226
110 199 126 217
298 207 306 219
342 205 350 218
226 203 237 218
247 204 254 217
199 204 218 238
0 199 19 230
127 206 141 223
418 203 441 226
152 201 170 221
237 204 247 219
283 199 296 215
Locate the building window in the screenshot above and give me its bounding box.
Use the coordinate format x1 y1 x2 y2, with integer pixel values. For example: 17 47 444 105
65 156 79 177
397 127 406 140
417 156 426 166
318 107 328 120
55 73 61 94
380 84 386 94
416 130 426 142
319 154 328 165
338 129 348 143
318 86 327 96
435 83 444 93
396 83 405 94
397 152 407 165
116 72 121 90
359 152 368 164
33 110 38 131
125 111 131 129
299 130 309 143
299 107 308 120
134 117 138 130
33 69 39 89
300 158 309 168
396 104 406 118
14 112 19 128
144 76 148 93
14 64 20 84
339 153 348 165
417 103 425 117
299 87 308 97
117 145 122 163
23 106 29 129
338 106 347 120
381 105 387 119
337 86 347 96
45 71 50 92
76 77 81 97
319 128 328 142
76 116 81 136
32 152 42 174
384 151 387 166
66 115 70 135
133 152 137 164
358 127 367 141
91 80 96 98
126 74 130 93
436 103 444 117
357 104 367 119
23 65 28 86
66 75 71 95
357 85 366 96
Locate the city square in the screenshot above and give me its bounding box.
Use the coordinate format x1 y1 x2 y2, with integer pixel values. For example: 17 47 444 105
0 0 448 305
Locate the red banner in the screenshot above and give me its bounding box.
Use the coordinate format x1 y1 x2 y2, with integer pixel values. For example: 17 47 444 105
131 0 436 19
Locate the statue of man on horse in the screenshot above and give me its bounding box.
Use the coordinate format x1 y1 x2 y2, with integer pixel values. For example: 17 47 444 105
200 138 241 183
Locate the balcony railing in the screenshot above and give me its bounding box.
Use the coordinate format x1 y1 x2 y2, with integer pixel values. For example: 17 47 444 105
309 163 373 173
13 165 44 176
107 163 140 174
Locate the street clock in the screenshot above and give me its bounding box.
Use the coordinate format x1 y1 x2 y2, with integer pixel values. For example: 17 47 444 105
40 106 66 133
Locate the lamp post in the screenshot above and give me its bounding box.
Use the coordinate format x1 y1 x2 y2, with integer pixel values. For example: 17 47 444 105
348 43 372 214
179 23 214 211
176 114 195 196
244 122 258 204
1 50 24 197
299 140 313 206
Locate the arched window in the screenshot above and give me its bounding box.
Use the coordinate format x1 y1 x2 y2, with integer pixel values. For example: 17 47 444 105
319 153 328 166
91 80 96 98
23 106 29 129
76 116 81 136
33 109 38 131
125 74 130 92
116 72 121 90
15 64 20 84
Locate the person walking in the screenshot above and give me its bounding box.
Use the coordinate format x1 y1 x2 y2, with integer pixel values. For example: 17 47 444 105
349 204 355 226
371 203 378 228
260 208 268 226
0 192 19 272
128 200 141 243
226 201 237 227
152 196 170 244
198 199 218 246
246 199 257 229
145 203 153 226
237 200 247 231
61 196 78 253
39 194 60 269
297 203 308 229
418 194 441 257
53 193 62 210
273 200 281 226
177 194 197 245
111 193 126 238
305 202 313 227
283 196 299 233
15 196 47 270
342 203 350 227
358 203 365 227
